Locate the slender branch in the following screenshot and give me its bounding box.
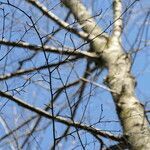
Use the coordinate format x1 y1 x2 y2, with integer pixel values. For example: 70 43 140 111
0 91 122 142
106 142 128 150
0 58 77 81
0 80 79 143
61 0 105 37
26 0 90 40
0 39 98 59
0 116 17 150
112 0 123 40
80 77 119 94
61 0 108 54
0 116 37 142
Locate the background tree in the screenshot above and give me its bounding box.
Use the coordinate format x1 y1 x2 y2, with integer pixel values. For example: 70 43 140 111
0 0 149 149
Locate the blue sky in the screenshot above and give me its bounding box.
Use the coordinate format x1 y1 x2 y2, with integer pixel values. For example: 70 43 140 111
0 0 149 149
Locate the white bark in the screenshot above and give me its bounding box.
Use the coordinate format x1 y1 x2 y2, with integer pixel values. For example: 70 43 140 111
62 0 150 149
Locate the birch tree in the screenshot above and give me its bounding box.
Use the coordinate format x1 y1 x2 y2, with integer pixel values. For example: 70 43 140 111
0 0 149 149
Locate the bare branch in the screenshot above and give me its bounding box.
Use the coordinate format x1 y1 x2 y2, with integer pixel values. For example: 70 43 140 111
26 0 90 40
0 58 77 81
61 0 108 54
0 116 36 142
0 116 17 150
112 0 123 41
0 39 98 59
80 77 119 94
61 0 105 37
0 91 122 142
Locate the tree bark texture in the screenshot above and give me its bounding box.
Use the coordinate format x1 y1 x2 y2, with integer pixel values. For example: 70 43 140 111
62 0 150 149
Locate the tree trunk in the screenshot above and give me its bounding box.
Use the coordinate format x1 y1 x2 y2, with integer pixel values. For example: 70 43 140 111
62 0 150 149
